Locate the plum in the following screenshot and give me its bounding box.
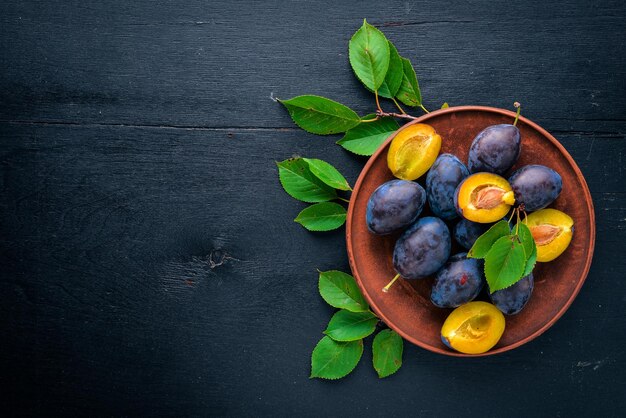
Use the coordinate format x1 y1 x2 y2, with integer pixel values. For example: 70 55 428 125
426 154 469 220
393 217 451 280
453 218 492 250
490 274 534 315
454 172 515 223
440 301 506 354
526 208 574 262
366 180 426 235
387 123 442 181
468 124 521 175
431 253 484 308
508 165 562 212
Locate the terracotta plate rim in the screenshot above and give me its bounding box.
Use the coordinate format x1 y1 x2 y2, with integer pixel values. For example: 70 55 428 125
346 105 596 357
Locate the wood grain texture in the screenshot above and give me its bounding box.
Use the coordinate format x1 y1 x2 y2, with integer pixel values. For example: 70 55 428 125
0 0 625 416
1 1 625 127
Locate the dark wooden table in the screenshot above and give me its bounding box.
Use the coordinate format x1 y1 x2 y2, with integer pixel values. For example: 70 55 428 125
1 1 625 416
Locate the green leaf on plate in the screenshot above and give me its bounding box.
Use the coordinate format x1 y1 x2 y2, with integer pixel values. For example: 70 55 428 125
468 220 511 259
377 42 403 98
349 19 390 91
395 57 422 107
310 336 363 380
277 158 337 203
484 235 526 293
294 202 346 231
372 329 403 378
337 114 399 156
302 158 351 191
318 270 369 312
522 244 538 277
516 222 536 261
278 95 361 135
324 310 378 341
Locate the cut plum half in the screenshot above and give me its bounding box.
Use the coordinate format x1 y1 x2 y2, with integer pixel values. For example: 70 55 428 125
454 173 515 223
387 123 442 181
441 301 506 354
525 208 574 262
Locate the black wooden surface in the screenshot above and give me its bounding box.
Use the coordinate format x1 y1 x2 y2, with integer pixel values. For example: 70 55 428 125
1 1 625 416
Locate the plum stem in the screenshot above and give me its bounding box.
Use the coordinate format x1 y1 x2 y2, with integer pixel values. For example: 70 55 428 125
507 209 516 224
382 273 401 293
513 102 521 126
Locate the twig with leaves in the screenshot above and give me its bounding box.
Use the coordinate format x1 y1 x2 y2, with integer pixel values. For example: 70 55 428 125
276 19 438 234
274 20 429 379
311 271 403 380
467 206 537 292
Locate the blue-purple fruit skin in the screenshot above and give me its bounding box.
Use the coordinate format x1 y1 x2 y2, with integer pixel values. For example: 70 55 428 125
468 124 521 175
366 180 426 235
453 179 464 218
393 217 451 280
453 218 492 250
508 165 562 212
426 154 470 220
490 274 534 315
441 335 452 349
431 253 485 308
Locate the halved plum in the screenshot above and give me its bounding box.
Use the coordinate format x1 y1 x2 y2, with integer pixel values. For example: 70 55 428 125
387 123 442 181
525 209 574 262
454 173 515 223
440 301 505 354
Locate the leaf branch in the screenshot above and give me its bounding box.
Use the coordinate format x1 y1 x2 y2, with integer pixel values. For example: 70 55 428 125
392 98 407 114
375 109 419 120
375 91 383 113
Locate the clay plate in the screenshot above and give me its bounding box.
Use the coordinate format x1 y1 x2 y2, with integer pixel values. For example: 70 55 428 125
346 106 595 357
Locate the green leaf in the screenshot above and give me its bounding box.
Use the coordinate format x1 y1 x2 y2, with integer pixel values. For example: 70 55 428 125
372 329 403 378
277 158 337 203
523 245 538 277
468 220 511 259
377 42 403 98
278 95 361 135
302 158 351 191
517 222 536 261
324 310 378 341
349 19 390 91
395 58 422 107
318 270 369 312
484 236 527 293
311 336 363 380
294 203 346 231
337 114 399 156
441 102 449 109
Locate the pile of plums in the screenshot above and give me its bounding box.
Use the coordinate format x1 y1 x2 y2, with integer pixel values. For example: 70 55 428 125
366 115 574 325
